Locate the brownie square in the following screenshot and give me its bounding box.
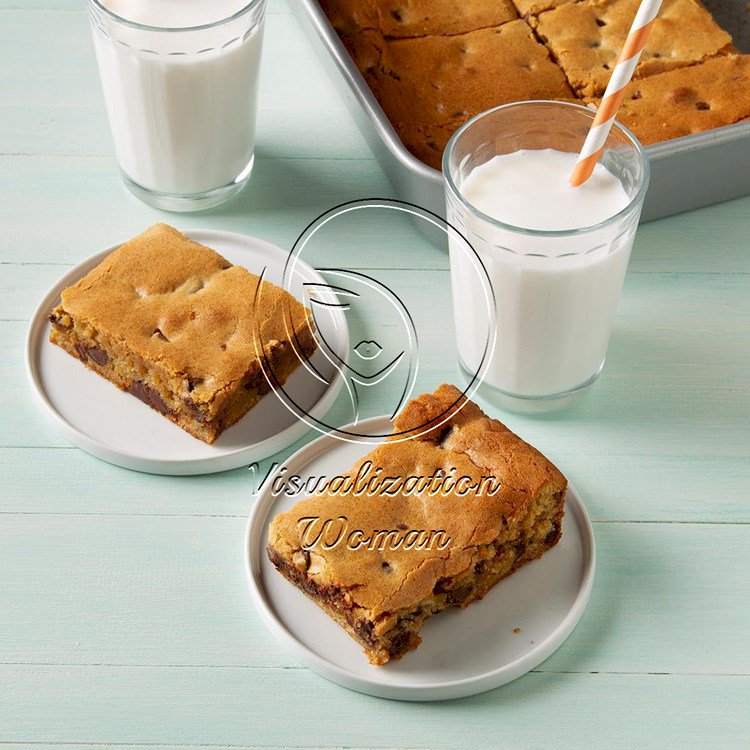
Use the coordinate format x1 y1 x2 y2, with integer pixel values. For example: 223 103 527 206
601 55 750 144
267 384 567 665
319 0 518 37
534 0 734 97
48 224 315 443
348 20 573 130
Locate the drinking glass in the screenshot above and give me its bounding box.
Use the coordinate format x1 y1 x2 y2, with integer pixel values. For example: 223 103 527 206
443 101 650 413
88 0 266 211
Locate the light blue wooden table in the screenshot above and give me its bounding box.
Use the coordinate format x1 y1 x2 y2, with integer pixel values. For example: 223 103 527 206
2 1 749 747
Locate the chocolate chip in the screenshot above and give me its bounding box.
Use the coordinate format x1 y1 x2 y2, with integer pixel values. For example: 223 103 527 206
433 577 450 594
243 370 264 391
184 397 209 424
87 347 109 366
544 524 561 546
354 619 375 643
72 341 107 366
695 101 711 111
48 311 70 329
671 86 695 104
128 380 170 415
74 343 89 362
446 585 473 606
596 18 606 27
388 630 412 655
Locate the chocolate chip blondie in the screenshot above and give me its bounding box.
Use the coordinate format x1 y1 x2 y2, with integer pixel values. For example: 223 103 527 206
48 224 316 443
533 0 734 98
342 20 574 168
595 55 750 143
319 0 518 37
267 384 566 665
320 0 750 168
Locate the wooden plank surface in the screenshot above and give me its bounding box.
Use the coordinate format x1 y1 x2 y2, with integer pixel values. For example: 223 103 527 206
0 0 748 748
2 667 747 749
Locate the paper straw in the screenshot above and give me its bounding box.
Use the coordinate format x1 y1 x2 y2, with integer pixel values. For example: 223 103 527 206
570 0 663 187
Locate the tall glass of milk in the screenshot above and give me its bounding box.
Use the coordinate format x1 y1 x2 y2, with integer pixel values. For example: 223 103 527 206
443 101 649 413
88 0 266 211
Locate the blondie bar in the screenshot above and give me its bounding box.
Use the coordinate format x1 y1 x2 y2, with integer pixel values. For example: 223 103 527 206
600 55 750 144
533 0 733 97
320 0 748 168
48 224 316 443
343 19 573 169
267 384 566 665
319 0 518 37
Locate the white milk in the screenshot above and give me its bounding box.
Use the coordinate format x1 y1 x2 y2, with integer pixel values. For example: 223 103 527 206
101 1 252 28
449 149 634 399
91 1 264 196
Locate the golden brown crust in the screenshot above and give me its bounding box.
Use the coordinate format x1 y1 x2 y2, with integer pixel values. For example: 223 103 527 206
511 0 574 17
533 0 733 97
267 384 566 663
350 21 573 129
48 224 315 442
598 55 750 145
320 0 745 168
319 0 518 38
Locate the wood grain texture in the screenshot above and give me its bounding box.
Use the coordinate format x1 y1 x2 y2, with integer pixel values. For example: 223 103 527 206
1 666 748 749
1 0 749 748
1 516 748 676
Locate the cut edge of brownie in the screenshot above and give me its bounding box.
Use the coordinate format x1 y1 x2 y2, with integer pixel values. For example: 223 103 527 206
267 479 565 666
48 304 317 443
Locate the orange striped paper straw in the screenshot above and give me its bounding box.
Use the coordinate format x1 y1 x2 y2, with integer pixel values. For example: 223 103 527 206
570 0 663 187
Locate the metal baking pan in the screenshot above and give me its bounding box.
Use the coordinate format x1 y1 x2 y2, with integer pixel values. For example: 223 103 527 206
291 0 750 246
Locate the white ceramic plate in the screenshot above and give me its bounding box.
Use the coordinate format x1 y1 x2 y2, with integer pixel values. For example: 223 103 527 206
245 415 596 701
26 229 347 475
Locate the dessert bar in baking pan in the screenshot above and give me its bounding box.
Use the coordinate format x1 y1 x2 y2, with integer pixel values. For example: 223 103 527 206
292 0 750 247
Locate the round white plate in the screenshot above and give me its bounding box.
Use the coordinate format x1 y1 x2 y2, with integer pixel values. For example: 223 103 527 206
26 229 348 475
245 415 596 701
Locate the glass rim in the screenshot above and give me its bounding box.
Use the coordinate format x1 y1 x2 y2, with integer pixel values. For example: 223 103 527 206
442 100 651 239
88 0 265 33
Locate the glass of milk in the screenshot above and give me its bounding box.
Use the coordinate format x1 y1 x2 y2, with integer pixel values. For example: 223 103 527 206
443 101 649 413
88 0 266 211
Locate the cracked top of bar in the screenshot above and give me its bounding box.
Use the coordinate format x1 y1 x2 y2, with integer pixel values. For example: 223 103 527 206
533 0 733 98
318 0 518 38
345 20 573 130
55 224 313 405
267 384 566 621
